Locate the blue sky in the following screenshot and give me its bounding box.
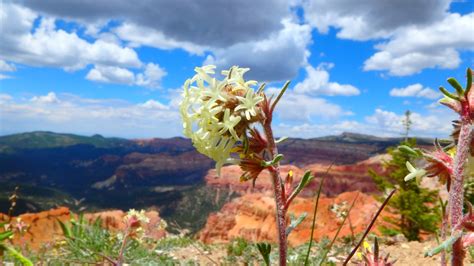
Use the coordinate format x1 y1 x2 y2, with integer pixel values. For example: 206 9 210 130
0 0 473 138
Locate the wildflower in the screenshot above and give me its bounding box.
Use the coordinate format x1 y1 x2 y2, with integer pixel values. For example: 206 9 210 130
239 154 265 182
235 89 264 120
423 142 454 190
179 65 264 174
404 161 426 182
125 209 150 228
14 217 28 234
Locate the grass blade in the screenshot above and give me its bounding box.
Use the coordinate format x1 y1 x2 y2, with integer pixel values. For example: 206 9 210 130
303 163 333 265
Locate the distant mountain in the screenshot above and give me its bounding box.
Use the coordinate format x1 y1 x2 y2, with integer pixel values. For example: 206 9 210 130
0 131 432 232
0 131 130 152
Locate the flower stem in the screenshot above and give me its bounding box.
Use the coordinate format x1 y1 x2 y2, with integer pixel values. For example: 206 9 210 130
263 121 287 266
450 120 472 266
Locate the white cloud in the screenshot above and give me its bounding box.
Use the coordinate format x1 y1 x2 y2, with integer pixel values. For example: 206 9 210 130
135 63 167 88
303 0 451 41
0 4 141 71
365 108 454 136
1 93 181 138
114 23 207 55
390 83 441 99
86 63 167 88
293 63 360 96
0 60 16 72
22 0 290 48
30 92 60 104
364 13 474 76
204 19 312 81
0 74 13 80
0 94 12 103
275 120 365 138
267 89 348 122
302 1 472 76
140 100 169 110
86 65 135 85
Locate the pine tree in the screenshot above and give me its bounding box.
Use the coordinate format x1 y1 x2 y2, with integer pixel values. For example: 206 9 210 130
369 139 440 241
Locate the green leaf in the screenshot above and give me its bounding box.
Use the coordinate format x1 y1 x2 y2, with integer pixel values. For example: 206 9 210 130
0 243 33 266
447 77 464 96
439 86 460 100
58 219 72 238
286 212 307 236
256 242 272 266
275 136 288 144
0 230 13 242
271 80 291 112
466 68 472 95
398 145 422 157
261 154 284 167
257 82 267 94
288 170 314 201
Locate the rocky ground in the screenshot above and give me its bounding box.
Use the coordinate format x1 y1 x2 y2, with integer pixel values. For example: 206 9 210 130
166 239 473 265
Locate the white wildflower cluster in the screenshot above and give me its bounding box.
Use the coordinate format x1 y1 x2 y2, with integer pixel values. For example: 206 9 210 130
125 209 150 224
180 65 264 174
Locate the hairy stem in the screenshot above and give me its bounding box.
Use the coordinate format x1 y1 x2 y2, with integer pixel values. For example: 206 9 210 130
263 122 287 266
441 210 448 266
450 120 472 266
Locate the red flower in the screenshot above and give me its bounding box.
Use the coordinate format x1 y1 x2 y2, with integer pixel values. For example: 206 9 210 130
423 142 453 190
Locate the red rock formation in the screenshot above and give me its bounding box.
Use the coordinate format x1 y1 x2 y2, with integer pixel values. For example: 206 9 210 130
205 154 387 196
0 207 167 251
198 191 389 246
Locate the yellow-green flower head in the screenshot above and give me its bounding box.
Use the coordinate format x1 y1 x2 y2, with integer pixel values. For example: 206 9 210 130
125 209 150 224
180 65 264 175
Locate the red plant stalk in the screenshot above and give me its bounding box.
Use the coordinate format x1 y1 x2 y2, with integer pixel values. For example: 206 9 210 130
450 119 472 266
263 121 288 266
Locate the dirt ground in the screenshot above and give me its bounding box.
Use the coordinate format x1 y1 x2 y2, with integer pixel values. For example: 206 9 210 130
168 239 473 265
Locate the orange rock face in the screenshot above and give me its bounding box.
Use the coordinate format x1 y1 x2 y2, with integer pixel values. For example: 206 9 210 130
205 155 387 197
0 207 167 250
198 191 387 246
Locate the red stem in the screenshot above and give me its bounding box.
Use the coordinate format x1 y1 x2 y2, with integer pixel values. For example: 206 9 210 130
450 119 472 266
263 121 287 266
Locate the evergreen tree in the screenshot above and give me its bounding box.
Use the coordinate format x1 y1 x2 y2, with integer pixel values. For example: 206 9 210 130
369 139 440 241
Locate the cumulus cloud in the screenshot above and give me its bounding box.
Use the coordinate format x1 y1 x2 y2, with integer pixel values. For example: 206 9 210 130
86 66 135 85
274 106 456 139
86 63 167 88
204 19 312 81
30 92 60 104
390 83 441 99
364 13 474 76
303 0 451 40
293 63 360 96
365 108 454 137
275 120 365 138
0 60 16 72
114 23 207 55
302 0 472 76
0 4 142 71
140 99 170 110
22 0 290 47
1 93 181 138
